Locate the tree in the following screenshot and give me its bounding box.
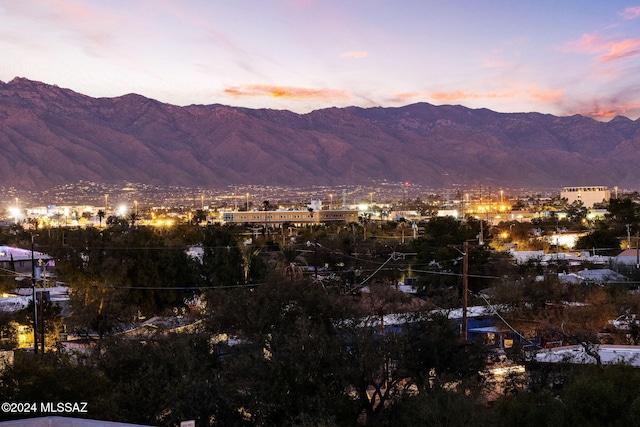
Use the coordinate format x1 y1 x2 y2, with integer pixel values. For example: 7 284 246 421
54 227 199 326
240 244 262 284
192 209 207 225
385 389 486 427
105 215 129 231
567 200 587 223
269 247 306 281
207 279 354 425
0 352 116 421
575 229 620 253
200 226 244 287
606 197 639 228
97 209 105 227
127 212 139 227
97 333 234 427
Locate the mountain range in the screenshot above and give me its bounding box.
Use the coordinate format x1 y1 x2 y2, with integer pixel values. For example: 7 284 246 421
1 77 640 191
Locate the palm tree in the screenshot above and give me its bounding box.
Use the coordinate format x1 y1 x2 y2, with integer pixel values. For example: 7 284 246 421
269 247 306 281
97 210 105 228
127 212 139 227
241 245 261 284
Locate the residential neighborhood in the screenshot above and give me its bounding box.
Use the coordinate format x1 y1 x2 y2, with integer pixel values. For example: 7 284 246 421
2 184 640 426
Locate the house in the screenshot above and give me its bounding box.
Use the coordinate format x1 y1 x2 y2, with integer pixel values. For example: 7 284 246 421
613 248 640 266
535 345 640 367
0 246 53 276
558 268 628 286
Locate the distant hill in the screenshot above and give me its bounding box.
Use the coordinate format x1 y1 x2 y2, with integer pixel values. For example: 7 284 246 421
1 77 639 191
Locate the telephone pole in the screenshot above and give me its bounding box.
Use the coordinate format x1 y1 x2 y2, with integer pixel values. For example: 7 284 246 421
449 241 471 341
462 240 468 341
31 235 38 354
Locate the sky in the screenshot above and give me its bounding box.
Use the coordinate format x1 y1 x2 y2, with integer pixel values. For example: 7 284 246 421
1 0 640 120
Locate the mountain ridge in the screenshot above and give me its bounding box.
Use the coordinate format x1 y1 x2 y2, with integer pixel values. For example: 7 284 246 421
2 77 640 191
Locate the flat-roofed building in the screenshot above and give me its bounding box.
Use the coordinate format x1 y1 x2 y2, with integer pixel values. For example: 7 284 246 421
561 186 610 208
0 246 53 275
221 208 358 226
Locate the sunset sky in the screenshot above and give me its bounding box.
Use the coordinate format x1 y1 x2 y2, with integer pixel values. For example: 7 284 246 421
2 0 640 120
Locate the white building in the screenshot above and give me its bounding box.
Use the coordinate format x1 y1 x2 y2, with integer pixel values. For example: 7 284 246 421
536 345 640 367
561 186 610 208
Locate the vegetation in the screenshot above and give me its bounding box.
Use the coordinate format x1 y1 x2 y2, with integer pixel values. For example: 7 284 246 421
2 196 640 425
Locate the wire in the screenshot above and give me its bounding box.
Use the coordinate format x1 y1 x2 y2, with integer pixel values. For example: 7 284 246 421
474 291 541 349
90 283 260 290
404 268 501 280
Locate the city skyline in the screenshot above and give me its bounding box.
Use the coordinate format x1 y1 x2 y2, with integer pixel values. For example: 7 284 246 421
2 1 640 120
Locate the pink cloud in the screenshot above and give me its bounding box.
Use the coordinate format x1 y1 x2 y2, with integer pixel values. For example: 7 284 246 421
573 102 640 120
600 38 640 62
482 58 514 69
225 85 350 101
562 33 607 55
428 90 512 102
563 33 640 62
392 86 564 107
525 88 564 103
340 51 368 58
621 6 640 19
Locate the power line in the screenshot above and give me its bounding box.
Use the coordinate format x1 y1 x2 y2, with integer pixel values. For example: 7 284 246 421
77 282 261 290
404 268 501 280
474 291 541 349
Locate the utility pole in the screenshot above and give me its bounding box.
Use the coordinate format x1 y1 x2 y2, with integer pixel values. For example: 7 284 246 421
31 234 38 354
449 241 471 341
461 240 469 341
636 231 639 269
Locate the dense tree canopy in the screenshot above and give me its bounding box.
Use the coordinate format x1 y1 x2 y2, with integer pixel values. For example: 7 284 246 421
3 211 640 426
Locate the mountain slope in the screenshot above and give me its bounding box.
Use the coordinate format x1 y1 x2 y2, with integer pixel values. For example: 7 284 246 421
1 77 639 190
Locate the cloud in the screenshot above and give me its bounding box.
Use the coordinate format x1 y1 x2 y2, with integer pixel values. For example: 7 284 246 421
600 38 640 62
569 101 640 120
390 86 565 112
524 88 565 103
621 6 640 19
340 51 368 58
390 90 510 103
482 58 515 69
562 33 607 55
429 90 511 102
225 85 350 101
1 0 118 53
393 87 563 104
563 33 640 62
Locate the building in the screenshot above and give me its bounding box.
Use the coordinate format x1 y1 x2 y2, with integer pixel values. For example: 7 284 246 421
561 186 610 208
0 246 53 275
535 345 640 367
613 248 640 266
221 201 359 226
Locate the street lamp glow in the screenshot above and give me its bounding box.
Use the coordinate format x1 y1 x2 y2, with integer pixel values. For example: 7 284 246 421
9 207 20 222
118 205 127 216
